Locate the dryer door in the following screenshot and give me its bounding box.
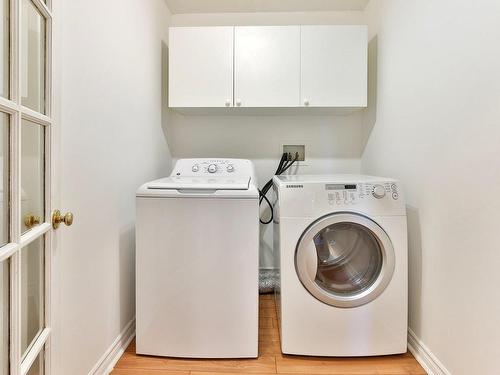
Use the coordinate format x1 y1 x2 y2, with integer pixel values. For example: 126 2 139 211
295 213 395 308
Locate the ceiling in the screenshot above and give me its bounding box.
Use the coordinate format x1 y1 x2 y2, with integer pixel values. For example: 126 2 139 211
164 0 370 14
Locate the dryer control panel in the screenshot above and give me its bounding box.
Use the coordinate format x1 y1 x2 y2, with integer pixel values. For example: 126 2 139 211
326 182 400 206
274 175 405 217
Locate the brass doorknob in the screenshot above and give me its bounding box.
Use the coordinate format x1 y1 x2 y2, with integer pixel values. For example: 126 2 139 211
24 214 41 229
52 210 74 229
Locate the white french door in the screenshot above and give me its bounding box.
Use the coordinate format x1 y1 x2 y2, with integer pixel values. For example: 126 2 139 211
0 0 55 374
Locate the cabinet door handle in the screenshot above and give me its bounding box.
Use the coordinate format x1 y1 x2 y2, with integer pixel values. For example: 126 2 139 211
236 99 242 107
304 99 310 106
225 99 231 107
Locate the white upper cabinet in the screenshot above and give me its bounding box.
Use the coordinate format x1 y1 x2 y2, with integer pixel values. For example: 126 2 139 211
234 26 300 107
169 27 234 107
168 25 367 110
301 25 368 107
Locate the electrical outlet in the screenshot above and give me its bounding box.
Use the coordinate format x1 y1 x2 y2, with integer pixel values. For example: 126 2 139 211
283 145 305 161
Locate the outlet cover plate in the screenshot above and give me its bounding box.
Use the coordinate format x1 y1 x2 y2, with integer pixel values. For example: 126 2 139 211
283 145 305 161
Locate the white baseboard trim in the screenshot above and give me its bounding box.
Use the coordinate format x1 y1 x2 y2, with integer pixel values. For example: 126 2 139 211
408 328 450 375
87 320 449 375
88 318 136 375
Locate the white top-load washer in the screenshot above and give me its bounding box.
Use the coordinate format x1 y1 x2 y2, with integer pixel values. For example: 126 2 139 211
273 175 407 356
136 158 259 358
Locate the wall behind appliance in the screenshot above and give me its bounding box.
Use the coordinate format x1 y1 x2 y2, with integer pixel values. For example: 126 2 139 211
53 0 172 374
168 11 367 268
361 1 500 374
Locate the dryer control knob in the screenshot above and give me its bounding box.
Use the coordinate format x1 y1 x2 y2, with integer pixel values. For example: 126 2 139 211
207 164 218 173
192 164 199 172
372 185 386 199
226 164 234 172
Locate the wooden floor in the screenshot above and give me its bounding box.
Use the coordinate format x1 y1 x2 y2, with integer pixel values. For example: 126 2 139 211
112 295 426 375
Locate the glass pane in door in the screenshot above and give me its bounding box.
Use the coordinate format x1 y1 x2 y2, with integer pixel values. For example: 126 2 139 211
26 350 43 375
0 261 8 375
0 113 8 245
314 222 383 296
21 237 45 357
0 0 8 98
21 0 46 113
21 120 44 234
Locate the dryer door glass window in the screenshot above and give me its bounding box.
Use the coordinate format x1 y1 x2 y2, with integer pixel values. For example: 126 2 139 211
295 213 395 308
314 222 383 296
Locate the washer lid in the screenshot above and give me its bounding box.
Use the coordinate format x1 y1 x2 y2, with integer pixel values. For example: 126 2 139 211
146 176 251 191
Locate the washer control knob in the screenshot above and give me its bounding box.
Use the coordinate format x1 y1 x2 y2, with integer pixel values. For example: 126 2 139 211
207 164 218 173
372 185 386 199
192 164 199 172
226 164 234 173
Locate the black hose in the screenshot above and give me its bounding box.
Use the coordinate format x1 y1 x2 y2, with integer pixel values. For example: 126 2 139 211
259 189 274 224
259 152 299 224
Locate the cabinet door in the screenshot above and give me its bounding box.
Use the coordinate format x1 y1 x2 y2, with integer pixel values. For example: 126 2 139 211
301 26 367 107
169 27 234 107
235 26 300 107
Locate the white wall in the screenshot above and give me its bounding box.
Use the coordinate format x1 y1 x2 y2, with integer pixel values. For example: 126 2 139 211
53 0 172 374
169 11 366 267
362 1 500 374
170 10 366 27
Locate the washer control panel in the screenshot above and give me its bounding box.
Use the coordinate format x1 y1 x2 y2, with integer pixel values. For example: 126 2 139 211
327 182 400 206
172 159 252 177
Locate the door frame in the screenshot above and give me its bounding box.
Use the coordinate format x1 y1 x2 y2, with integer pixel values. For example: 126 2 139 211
0 0 54 374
